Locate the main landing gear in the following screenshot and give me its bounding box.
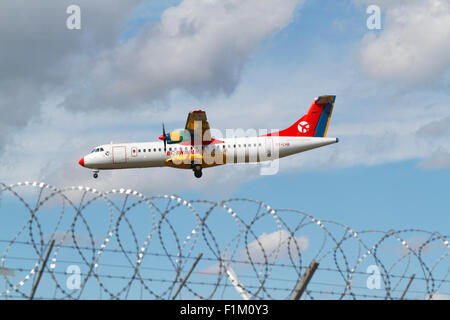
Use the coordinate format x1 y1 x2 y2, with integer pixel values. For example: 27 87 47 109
92 170 99 179
192 164 202 178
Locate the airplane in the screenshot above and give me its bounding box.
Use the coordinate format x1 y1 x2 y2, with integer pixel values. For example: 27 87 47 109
78 95 339 178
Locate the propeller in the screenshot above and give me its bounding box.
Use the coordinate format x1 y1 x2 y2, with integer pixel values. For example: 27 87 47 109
159 123 167 152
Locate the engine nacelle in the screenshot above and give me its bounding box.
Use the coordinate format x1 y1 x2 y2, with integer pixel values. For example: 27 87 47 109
161 129 189 144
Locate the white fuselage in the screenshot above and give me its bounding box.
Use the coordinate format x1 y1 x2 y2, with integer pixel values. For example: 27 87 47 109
82 136 338 170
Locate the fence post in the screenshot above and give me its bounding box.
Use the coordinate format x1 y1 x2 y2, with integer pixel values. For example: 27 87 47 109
400 274 415 300
29 239 55 300
172 253 203 300
291 259 319 300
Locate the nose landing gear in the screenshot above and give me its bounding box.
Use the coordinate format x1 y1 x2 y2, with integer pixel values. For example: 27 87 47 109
92 170 99 179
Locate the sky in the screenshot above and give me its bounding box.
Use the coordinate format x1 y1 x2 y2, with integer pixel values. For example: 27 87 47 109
0 0 449 299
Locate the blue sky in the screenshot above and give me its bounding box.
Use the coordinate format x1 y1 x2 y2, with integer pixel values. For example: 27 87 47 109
0 0 449 299
232 161 450 231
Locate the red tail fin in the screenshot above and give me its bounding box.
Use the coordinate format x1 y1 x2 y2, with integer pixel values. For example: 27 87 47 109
265 95 336 137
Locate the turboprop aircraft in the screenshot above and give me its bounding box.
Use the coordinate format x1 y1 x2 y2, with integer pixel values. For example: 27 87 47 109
78 95 339 178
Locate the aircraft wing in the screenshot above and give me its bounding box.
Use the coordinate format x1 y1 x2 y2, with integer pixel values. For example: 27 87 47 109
185 110 211 143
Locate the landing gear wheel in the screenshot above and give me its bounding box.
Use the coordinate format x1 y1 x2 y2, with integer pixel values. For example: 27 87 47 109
192 164 203 178
93 173 98 179
194 170 202 178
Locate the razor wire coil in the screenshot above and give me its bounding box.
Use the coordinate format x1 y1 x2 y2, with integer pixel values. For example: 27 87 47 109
0 181 448 300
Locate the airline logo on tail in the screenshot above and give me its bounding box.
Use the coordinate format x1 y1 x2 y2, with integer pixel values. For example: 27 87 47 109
298 121 310 134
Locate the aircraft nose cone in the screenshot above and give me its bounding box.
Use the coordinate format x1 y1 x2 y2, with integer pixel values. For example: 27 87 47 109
78 157 85 167
159 135 166 140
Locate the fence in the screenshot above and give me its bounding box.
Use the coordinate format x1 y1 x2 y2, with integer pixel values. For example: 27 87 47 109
0 182 448 300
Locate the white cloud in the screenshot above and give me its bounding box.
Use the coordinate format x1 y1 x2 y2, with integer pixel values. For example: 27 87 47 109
245 230 309 264
66 0 303 109
426 292 450 300
199 230 309 276
416 116 450 138
0 0 141 147
382 235 445 256
358 0 450 88
418 148 450 170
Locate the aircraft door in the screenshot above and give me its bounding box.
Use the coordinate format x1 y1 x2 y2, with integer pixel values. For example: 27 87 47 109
113 146 127 164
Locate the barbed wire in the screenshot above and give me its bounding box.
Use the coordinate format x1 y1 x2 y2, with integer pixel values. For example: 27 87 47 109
0 181 448 300
3 241 450 284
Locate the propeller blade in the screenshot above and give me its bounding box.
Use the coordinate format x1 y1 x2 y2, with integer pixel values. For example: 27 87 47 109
162 123 167 152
